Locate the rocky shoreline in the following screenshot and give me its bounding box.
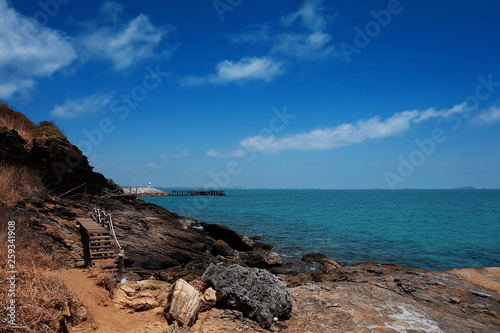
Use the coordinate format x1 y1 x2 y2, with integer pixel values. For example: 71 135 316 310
1 109 499 332
19 192 500 332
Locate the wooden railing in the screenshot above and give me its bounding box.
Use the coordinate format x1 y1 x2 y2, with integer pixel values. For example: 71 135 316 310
91 208 125 275
56 182 87 198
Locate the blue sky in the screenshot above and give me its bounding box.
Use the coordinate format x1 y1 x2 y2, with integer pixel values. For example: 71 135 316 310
1 0 500 189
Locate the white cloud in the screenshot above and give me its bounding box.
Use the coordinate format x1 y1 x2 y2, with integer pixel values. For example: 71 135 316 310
281 0 327 32
0 0 76 99
182 57 284 86
240 110 419 153
50 93 114 118
98 0 125 24
414 102 470 123
80 3 173 70
229 23 272 44
206 148 247 158
160 150 191 163
474 106 500 125
208 104 471 156
0 80 35 99
272 31 335 59
275 0 335 59
186 0 335 84
147 162 160 170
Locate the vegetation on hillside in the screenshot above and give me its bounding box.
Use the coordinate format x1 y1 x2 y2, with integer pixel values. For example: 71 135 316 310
0 101 66 143
0 162 46 205
0 103 93 332
0 207 94 332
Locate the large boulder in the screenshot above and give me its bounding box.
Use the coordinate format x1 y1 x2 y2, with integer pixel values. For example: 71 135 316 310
201 264 293 328
165 279 201 327
211 239 237 257
200 222 252 251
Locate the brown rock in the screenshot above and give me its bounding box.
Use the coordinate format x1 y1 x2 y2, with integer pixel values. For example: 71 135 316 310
129 297 160 312
241 251 284 269
301 252 328 263
166 279 201 327
120 284 137 297
210 239 236 257
318 258 343 272
200 222 252 251
203 287 217 302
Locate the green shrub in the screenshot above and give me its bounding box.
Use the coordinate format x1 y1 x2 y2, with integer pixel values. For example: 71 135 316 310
37 121 66 139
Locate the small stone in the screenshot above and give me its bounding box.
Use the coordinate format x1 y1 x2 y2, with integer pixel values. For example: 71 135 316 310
450 297 461 304
120 284 136 297
204 287 217 302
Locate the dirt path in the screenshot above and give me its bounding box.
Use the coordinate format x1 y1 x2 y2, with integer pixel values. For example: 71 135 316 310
59 269 166 332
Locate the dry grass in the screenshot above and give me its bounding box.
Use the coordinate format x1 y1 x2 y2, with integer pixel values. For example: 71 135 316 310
0 162 46 205
0 101 66 144
88 267 118 298
0 102 38 145
0 209 94 332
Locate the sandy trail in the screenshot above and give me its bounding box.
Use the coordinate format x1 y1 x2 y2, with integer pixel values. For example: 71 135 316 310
59 269 166 332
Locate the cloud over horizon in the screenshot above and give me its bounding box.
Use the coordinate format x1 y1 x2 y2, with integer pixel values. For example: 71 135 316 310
207 103 474 157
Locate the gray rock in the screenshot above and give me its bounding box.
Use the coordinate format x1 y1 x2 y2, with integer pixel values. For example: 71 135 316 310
201 263 292 328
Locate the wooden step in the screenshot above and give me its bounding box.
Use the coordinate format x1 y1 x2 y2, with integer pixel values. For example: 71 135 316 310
87 230 110 238
89 239 111 244
90 243 112 247
89 235 111 240
89 245 113 251
92 258 117 269
90 252 115 259
90 250 115 255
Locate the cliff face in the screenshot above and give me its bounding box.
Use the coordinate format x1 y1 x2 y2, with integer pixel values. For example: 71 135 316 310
0 126 113 195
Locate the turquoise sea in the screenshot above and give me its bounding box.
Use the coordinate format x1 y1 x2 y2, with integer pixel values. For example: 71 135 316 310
144 189 500 271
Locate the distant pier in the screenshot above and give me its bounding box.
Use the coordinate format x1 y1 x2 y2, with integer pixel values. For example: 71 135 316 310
120 187 170 197
171 190 226 196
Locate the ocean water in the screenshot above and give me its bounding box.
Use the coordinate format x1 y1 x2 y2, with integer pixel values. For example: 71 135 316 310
143 189 500 271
